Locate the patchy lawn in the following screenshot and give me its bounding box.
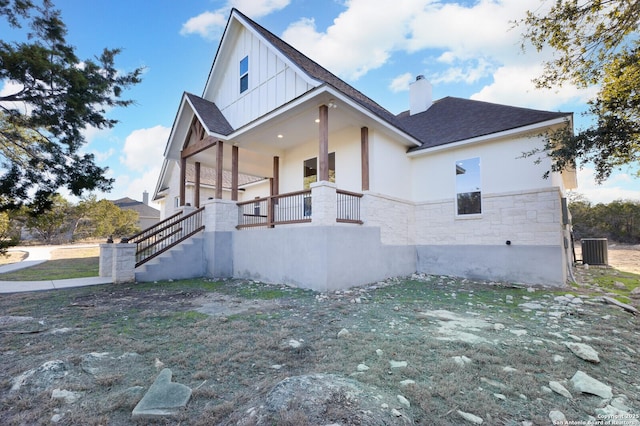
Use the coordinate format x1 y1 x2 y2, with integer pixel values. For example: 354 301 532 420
0 273 638 425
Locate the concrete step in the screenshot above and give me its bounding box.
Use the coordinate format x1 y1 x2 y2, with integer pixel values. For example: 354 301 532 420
135 235 205 282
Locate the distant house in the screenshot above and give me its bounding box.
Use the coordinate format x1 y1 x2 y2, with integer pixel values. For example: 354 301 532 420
112 192 161 230
143 8 577 290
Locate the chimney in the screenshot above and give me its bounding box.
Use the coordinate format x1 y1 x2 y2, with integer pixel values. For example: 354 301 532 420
410 75 432 115
143 191 149 205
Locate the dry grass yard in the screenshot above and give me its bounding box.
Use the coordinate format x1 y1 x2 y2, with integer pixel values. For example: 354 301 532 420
0 244 638 425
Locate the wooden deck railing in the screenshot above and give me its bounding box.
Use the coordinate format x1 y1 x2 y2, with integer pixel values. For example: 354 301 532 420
128 207 205 267
237 188 363 228
237 190 312 229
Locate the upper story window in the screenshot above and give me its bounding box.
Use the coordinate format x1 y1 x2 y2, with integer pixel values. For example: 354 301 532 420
456 157 481 215
239 56 249 93
303 152 335 189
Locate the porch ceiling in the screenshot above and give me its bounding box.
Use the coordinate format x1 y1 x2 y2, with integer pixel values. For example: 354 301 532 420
186 94 370 178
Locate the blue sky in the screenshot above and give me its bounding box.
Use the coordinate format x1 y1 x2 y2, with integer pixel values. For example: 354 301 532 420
2 0 639 206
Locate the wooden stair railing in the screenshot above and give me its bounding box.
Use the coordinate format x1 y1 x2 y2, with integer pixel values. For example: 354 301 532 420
127 207 205 268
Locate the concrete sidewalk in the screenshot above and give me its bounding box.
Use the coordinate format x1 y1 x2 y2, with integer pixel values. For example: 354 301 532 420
0 276 112 293
0 244 112 294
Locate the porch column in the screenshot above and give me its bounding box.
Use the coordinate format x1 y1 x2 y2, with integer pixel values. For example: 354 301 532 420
194 161 201 208
272 156 280 196
215 141 223 199
231 145 239 201
361 126 370 191
318 104 329 181
179 157 187 207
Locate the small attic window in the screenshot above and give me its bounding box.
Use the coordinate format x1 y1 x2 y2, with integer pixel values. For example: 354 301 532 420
239 56 249 93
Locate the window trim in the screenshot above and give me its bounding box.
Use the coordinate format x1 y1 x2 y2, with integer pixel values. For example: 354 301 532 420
239 56 249 94
455 157 482 216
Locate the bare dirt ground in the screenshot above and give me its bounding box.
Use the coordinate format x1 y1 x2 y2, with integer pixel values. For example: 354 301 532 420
0 246 638 425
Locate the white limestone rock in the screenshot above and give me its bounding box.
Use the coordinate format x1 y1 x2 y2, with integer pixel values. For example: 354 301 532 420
457 410 483 424
549 381 572 399
357 364 370 372
337 328 350 338
389 360 408 368
570 371 613 399
564 342 600 363
549 410 567 423
51 388 81 404
397 394 410 408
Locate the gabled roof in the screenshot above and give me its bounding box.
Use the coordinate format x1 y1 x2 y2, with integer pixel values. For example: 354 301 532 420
111 197 160 218
231 9 413 138
398 97 571 151
185 93 234 136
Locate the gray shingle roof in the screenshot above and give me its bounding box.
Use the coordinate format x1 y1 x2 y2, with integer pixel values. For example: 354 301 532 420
111 197 160 218
232 9 412 136
398 97 571 151
185 92 234 136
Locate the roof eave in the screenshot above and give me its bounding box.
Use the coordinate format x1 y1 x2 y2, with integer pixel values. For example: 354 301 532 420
407 115 572 157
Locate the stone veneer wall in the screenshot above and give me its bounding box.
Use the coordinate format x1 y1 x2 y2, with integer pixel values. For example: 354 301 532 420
414 187 564 246
361 192 415 245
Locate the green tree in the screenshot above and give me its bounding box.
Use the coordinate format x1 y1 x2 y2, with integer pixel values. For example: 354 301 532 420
0 0 142 211
75 197 139 239
22 193 75 243
570 196 640 243
519 0 640 182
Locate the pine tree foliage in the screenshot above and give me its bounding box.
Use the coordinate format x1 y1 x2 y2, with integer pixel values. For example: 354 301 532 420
0 0 143 211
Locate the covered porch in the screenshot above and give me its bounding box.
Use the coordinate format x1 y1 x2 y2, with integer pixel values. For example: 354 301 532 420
173 92 373 223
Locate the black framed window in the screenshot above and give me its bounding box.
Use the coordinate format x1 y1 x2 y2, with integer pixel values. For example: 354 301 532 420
456 157 481 215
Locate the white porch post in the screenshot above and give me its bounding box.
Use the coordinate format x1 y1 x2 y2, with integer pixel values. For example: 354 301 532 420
310 181 337 225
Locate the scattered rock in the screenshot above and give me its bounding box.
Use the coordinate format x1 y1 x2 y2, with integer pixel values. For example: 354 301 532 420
570 370 613 399
288 339 302 349
389 360 407 368
519 302 544 310
238 373 412 424
453 356 472 366
356 364 369 372
397 394 410 408
601 296 639 314
614 281 627 290
564 342 600 363
549 410 567 423
131 369 192 420
337 328 350 338
400 379 415 387
51 388 81 404
10 360 67 393
480 377 508 391
502 366 518 373
509 329 527 337
376 349 384 357
457 409 484 424
548 381 572 399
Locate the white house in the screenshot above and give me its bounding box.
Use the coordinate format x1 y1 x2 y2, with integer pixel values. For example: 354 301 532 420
143 8 577 291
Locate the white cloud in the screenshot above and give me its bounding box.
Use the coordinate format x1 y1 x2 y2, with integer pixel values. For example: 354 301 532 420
574 167 640 204
283 0 425 81
120 126 170 172
229 0 290 18
180 11 228 40
389 72 413 93
181 0 291 40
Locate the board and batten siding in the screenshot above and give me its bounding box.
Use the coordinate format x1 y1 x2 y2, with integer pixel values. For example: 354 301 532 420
209 27 316 130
